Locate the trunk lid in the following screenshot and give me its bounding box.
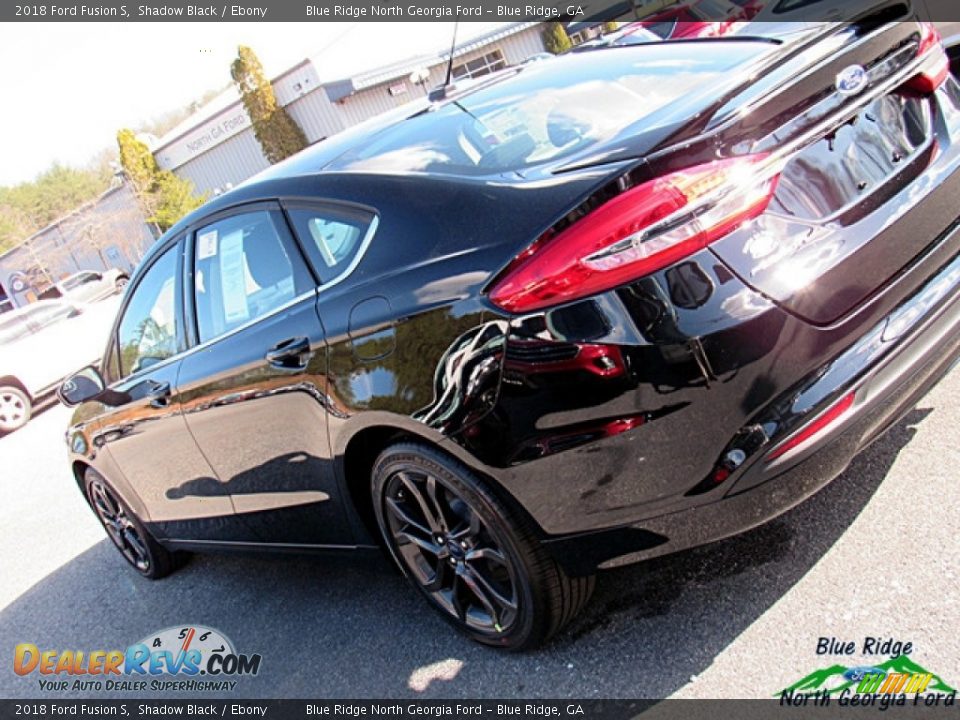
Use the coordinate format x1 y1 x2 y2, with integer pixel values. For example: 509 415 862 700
700 20 960 325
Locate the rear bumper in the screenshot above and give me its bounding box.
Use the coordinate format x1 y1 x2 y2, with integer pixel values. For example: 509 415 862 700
542 240 960 575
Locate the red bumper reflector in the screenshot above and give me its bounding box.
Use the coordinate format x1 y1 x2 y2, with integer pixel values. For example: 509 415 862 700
766 391 857 462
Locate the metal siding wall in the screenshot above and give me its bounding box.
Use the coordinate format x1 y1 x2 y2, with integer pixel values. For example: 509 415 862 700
174 131 271 196
498 27 548 63
0 183 156 308
335 84 412 127
285 90 346 144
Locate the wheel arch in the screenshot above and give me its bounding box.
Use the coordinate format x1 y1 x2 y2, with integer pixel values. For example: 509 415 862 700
68 454 152 526
71 460 97 497
0 375 32 400
337 419 548 547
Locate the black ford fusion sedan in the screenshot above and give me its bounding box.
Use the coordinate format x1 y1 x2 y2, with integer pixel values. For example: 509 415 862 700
60 19 960 649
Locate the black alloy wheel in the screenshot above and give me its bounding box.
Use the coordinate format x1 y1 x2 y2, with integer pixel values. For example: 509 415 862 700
384 466 520 634
84 468 181 579
372 443 594 650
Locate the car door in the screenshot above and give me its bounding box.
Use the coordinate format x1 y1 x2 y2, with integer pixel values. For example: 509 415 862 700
95 239 239 541
176 202 351 546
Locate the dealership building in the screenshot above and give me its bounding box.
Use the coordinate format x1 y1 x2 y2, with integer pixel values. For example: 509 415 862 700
152 22 550 196
0 22 605 310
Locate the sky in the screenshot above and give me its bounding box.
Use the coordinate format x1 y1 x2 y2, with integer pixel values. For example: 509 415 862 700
0 22 510 186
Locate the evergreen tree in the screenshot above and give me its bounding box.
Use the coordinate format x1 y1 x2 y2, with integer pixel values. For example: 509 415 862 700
116 129 205 232
542 22 573 54
231 45 308 164
117 129 159 196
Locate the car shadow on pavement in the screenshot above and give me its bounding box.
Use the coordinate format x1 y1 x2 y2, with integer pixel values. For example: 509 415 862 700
0 408 931 700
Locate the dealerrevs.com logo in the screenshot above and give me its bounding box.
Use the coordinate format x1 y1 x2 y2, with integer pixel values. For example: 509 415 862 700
13 625 262 693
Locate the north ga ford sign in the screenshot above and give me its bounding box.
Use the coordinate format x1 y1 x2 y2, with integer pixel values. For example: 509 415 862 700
153 106 251 171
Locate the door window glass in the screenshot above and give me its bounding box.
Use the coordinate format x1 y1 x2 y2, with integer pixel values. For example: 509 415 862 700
117 246 180 378
193 210 311 343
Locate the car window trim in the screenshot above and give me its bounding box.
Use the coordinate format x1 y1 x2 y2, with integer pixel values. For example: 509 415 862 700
182 199 317 350
105 236 187 388
279 198 380 294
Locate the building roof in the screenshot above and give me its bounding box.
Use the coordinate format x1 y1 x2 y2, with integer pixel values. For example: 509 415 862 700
326 22 538 100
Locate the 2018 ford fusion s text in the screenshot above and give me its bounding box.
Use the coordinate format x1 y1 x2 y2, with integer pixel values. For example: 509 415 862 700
60 19 960 649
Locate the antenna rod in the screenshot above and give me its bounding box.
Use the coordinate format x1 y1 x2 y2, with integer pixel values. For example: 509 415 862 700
444 21 459 88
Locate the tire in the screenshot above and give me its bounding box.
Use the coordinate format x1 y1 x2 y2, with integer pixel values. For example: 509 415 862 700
115 276 129 293
0 385 31 434
372 442 594 650
83 468 184 579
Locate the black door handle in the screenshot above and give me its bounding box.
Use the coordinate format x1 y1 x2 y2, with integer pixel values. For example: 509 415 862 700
266 336 312 370
146 381 171 409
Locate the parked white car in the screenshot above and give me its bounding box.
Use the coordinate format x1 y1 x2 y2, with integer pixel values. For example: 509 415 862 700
0 296 121 433
54 269 129 303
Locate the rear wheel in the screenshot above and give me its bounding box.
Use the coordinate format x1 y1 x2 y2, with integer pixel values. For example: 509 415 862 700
372 442 594 650
0 385 31 434
115 276 129 293
84 468 183 579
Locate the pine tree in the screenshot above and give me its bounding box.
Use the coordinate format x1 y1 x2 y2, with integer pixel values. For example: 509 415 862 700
116 130 205 232
117 129 159 196
542 22 573 54
231 46 308 164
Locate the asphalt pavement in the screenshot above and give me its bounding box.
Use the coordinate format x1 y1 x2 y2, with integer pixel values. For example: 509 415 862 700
1 366 958 699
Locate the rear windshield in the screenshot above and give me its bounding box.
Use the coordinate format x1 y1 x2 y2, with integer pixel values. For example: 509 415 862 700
327 42 771 176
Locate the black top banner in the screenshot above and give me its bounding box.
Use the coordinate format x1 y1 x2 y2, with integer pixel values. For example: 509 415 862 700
3 0 960 23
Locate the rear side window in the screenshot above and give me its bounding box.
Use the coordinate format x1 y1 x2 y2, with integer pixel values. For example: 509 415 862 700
192 209 313 343
285 205 376 285
62 272 100 290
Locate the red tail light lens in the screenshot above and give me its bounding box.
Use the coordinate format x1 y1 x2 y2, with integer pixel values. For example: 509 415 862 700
908 22 950 94
489 154 778 313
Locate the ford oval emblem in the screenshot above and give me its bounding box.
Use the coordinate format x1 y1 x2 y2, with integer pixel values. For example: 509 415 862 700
836 65 868 96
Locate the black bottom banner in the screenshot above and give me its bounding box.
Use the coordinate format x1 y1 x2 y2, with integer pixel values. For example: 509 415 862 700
3 699 960 720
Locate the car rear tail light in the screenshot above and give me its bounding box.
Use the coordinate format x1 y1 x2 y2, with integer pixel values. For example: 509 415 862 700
489 154 778 313
765 391 857 462
907 22 950 94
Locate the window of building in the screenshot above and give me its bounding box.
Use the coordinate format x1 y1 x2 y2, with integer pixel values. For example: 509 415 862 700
451 50 507 80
